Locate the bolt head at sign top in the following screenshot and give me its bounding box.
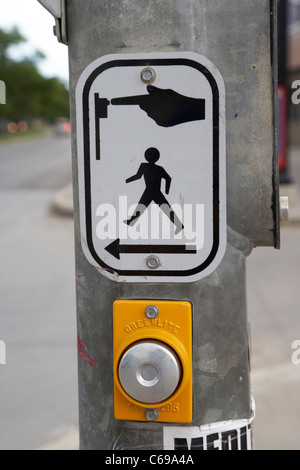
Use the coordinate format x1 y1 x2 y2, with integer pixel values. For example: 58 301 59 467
76 52 226 283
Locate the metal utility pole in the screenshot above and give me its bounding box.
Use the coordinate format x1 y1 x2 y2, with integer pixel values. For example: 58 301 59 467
39 0 284 451
277 0 290 182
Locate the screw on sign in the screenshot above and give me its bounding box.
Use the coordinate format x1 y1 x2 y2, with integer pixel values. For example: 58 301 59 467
76 52 226 283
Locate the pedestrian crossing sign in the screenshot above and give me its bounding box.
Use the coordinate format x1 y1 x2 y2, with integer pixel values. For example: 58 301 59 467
76 52 226 283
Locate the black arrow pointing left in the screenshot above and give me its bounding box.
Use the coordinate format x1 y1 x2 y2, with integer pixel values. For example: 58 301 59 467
105 238 197 260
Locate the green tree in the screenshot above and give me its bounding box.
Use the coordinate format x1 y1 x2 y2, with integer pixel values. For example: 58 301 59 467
0 27 24 65
0 27 69 128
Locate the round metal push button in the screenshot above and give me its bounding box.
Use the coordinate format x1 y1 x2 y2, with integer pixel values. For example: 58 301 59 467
118 340 182 404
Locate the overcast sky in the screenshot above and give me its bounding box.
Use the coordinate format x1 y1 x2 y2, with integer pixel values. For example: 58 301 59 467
0 0 69 83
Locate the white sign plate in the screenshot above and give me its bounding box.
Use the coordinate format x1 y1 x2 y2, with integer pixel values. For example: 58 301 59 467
76 52 226 283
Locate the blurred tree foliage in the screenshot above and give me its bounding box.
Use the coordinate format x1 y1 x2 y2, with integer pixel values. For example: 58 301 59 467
0 27 69 126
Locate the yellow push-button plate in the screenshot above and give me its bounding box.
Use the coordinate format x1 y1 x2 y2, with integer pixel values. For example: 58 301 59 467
113 300 192 423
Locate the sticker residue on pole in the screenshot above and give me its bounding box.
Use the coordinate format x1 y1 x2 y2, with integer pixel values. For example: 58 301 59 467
163 416 255 451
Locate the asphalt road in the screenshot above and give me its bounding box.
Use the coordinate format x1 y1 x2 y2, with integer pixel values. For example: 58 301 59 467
0 132 299 450
247 146 300 450
0 132 73 190
0 131 79 450
248 224 300 450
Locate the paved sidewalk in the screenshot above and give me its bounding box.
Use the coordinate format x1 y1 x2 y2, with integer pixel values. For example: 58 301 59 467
37 429 79 450
52 182 74 216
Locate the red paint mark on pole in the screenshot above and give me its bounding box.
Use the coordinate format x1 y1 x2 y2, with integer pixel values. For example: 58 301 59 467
78 336 98 368
278 85 287 172
76 273 92 295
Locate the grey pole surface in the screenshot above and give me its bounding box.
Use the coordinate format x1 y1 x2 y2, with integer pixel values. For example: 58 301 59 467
41 0 280 450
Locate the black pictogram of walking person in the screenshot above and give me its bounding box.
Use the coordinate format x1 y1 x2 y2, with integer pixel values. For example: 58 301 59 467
124 147 184 234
